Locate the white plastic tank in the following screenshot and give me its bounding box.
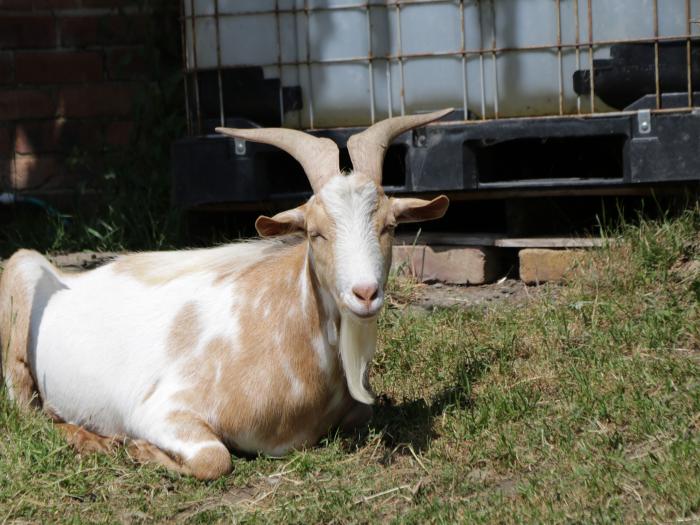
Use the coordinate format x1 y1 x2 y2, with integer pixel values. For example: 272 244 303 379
184 0 699 128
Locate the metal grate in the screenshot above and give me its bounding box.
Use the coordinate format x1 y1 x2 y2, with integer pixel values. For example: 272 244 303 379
180 0 700 134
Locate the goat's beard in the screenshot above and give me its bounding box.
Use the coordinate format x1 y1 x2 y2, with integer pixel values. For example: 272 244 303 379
339 312 377 405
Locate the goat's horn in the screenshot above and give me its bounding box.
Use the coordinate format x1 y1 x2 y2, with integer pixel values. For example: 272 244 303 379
347 108 454 186
216 127 340 193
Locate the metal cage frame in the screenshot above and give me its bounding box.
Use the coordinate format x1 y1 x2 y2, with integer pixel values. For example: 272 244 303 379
172 1 700 210
180 0 698 133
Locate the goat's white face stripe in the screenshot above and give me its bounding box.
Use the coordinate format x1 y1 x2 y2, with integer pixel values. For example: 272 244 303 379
320 176 384 315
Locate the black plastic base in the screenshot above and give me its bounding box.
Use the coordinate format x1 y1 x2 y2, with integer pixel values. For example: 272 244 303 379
171 109 700 210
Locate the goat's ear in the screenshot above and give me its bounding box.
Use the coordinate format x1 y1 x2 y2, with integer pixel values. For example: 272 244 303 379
391 195 449 224
255 205 307 237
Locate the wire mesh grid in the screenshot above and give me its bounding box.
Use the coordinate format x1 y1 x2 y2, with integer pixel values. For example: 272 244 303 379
181 0 699 134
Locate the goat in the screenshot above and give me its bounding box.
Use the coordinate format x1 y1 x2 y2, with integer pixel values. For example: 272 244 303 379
0 109 451 479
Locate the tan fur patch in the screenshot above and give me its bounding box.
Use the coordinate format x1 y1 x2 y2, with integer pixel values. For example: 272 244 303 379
230 242 342 450
162 410 233 479
112 252 210 286
305 199 339 298
0 250 44 409
126 438 190 475
57 423 122 455
187 444 233 480
373 194 395 278
171 240 351 455
167 301 201 358
114 240 301 287
112 253 177 286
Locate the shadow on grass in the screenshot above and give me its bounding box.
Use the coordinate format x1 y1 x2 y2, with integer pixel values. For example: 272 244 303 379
346 354 493 457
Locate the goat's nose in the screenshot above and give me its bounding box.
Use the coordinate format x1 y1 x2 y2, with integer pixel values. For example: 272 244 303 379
352 283 379 307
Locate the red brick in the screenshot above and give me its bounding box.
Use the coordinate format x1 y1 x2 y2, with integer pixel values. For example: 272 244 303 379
15 51 103 84
31 0 82 8
0 17 57 49
58 83 135 117
80 0 132 6
519 249 584 284
60 15 146 48
106 47 148 80
58 17 98 48
0 127 11 157
0 89 57 120
15 119 102 154
105 120 132 146
0 0 35 9
392 245 503 285
12 154 78 191
0 157 11 188
0 52 12 84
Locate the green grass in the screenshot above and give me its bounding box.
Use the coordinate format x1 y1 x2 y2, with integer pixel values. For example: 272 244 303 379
1 211 699 523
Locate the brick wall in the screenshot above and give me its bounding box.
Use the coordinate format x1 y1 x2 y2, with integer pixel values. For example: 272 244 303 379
0 1 154 196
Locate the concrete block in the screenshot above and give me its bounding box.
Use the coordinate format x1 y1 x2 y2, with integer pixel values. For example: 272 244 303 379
519 248 583 284
392 245 502 285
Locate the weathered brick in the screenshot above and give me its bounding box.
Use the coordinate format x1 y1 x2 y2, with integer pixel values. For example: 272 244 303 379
519 248 584 284
15 119 102 154
31 0 82 8
80 0 132 6
0 89 57 120
105 120 132 146
392 245 504 285
106 47 148 80
0 157 11 189
15 51 103 84
0 127 11 157
58 17 98 48
0 16 57 49
0 52 13 85
60 15 146 48
0 0 34 8
58 83 135 117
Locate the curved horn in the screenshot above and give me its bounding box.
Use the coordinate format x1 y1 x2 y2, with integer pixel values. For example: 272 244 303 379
347 108 454 185
215 127 340 193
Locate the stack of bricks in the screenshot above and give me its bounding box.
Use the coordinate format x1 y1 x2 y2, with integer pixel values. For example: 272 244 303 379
0 0 151 197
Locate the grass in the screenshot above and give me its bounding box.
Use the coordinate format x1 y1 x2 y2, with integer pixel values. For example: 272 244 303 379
1 210 699 523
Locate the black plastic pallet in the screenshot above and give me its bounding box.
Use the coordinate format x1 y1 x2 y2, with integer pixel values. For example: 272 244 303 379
171 106 700 210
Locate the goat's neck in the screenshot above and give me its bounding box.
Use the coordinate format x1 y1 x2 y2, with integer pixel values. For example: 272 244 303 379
301 242 340 349
267 240 341 380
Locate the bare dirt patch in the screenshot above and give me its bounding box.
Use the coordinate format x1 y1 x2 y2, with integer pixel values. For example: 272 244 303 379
388 278 554 317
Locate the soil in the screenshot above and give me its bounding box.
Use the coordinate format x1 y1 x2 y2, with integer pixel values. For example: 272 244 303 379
407 278 533 310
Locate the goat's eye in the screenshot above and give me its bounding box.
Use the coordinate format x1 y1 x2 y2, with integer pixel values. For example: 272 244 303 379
381 224 396 236
309 231 326 240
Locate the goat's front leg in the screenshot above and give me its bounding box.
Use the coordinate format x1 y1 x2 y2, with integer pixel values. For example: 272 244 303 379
132 411 233 480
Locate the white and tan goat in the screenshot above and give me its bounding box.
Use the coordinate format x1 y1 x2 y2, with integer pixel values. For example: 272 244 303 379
0 110 451 479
